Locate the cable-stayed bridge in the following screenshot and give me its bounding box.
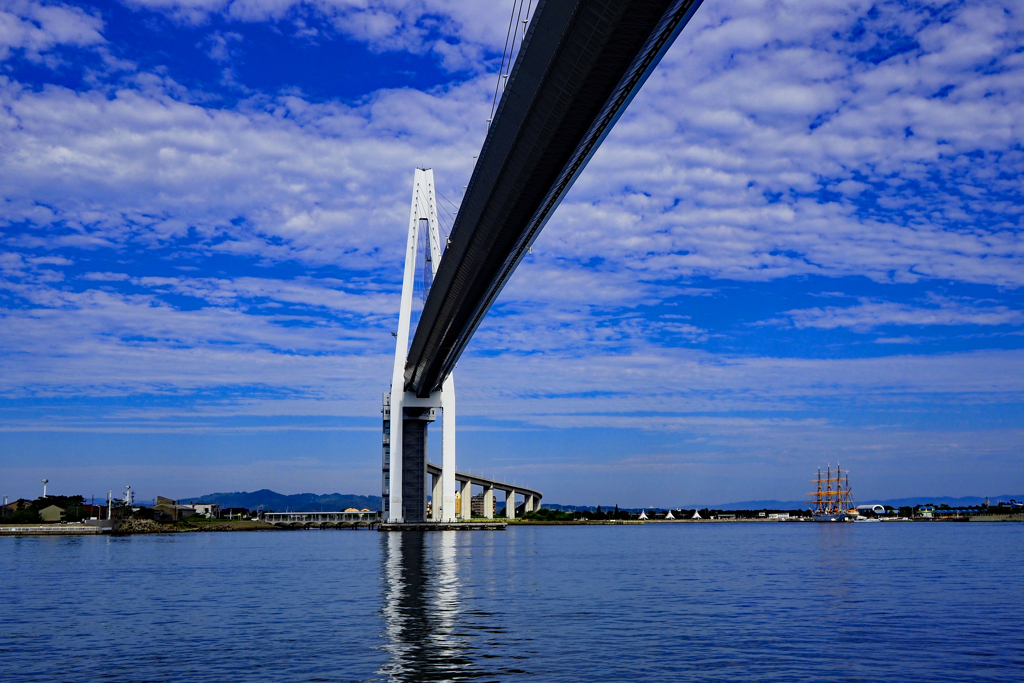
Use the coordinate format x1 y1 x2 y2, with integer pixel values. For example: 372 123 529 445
383 0 704 524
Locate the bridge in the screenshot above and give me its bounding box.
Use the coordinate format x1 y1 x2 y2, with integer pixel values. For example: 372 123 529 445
263 510 377 527
383 0 704 524
424 463 543 520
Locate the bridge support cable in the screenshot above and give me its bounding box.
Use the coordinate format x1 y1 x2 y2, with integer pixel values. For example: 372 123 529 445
404 0 705 397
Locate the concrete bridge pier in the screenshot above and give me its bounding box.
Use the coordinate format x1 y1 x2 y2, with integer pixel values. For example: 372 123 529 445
431 472 442 521
459 479 472 520
483 486 494 519
401 410 430 523
525 495 536 513
506 490 517 520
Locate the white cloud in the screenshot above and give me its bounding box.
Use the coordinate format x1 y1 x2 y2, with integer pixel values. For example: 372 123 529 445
118 0 532 70
83 271 130 281
873 335 918 344
0 0 104 62
0 73 492 269
0 283 393 399
770 296 1024 331
131 274 395 315
203 29 242 62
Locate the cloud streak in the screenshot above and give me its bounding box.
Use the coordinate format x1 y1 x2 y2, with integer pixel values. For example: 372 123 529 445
768 296 1024 331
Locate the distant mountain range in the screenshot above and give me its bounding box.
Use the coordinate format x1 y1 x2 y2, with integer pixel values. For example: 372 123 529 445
179 490 1022 513
184 490 381 512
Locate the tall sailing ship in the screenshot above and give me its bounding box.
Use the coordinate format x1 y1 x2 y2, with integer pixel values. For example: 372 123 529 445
808 464 857 522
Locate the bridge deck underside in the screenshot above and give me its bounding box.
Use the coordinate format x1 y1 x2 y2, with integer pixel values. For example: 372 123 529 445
404 0 702 397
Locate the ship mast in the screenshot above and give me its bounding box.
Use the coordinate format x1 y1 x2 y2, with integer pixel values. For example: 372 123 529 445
816 467 822 514
809 463 856 518
836 462 842 515
827 463 833 514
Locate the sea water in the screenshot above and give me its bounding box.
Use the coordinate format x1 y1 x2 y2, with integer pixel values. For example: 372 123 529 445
1 523 1021 682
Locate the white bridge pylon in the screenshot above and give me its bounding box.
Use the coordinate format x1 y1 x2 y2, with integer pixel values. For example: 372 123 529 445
387 168 456 523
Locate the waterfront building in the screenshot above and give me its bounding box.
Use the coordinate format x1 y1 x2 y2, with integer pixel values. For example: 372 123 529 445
2 499 32 515
39 505 64 522
190 504 219 518
154 496 196 521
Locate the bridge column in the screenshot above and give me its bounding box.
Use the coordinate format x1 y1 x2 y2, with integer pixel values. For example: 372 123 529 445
525 495 535 513
459 479 472 520
506 490 517 519
441 374 456 522
388 170 434 523
483 486 494 519
431 472 442 521
401 411 428 523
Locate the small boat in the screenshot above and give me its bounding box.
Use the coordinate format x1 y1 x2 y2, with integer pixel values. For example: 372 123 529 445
808 464 857 522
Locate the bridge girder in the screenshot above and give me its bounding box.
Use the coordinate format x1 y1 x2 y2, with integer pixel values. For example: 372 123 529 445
404 0 704 397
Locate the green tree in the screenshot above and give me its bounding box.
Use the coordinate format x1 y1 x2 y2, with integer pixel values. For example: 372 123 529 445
29 495 87 523
5 508 41 523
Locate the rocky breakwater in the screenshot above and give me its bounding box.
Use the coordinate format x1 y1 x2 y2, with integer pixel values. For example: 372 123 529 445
114 519 195 534
113 519 281 534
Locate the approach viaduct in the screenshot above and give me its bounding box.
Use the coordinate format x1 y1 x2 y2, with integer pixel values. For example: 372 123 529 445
425 464 542 520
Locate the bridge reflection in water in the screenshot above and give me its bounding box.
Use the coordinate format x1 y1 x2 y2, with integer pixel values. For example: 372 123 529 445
378 532 527 681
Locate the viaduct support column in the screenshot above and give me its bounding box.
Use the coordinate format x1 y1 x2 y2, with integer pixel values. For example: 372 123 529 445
431 472 442 521
506 490 517 519
459 479 472 520
483 486 494 519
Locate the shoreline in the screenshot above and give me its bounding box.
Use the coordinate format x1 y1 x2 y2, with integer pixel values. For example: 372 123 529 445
4 514 1019 536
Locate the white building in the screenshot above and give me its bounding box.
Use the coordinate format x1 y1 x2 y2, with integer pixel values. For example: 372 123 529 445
191 504 220 518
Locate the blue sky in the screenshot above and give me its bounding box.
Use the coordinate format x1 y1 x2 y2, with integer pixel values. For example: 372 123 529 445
1 0 1022 506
